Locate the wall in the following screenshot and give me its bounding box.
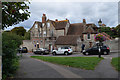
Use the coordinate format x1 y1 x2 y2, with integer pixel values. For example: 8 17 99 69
103 39 119 51
83 34 95 42
20 40 35 52
56 30 64 38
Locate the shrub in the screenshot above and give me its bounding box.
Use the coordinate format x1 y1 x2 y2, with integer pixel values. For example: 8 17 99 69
2 32 22 79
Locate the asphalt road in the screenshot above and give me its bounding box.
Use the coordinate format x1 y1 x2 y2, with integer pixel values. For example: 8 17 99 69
15 52 119 78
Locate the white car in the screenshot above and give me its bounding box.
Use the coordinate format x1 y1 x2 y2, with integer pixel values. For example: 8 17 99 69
52 47 73 55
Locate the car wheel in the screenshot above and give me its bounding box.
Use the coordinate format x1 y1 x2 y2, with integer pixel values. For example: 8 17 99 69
64 52 68 55
85 52 89 55
52 52 56 55
104 51 108 55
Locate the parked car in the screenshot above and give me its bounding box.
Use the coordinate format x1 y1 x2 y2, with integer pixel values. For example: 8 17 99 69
82 45 110 55
52 46 73 55
33 48 49 55
18 47 28 53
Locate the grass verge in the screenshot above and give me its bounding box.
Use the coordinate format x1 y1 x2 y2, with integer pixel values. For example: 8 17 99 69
111 57 120 71
31 56 103 70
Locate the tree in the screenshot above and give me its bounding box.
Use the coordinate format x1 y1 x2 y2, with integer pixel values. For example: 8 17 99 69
11 26 26 36
24 32 30 40
99 27 117 38
2 32 22 79
2 2 30 29
115 24 120 37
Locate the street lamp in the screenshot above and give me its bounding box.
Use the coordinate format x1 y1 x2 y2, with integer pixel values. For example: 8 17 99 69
96 41 103 58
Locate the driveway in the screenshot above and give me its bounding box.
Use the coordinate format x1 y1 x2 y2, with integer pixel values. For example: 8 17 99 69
15 52 119 78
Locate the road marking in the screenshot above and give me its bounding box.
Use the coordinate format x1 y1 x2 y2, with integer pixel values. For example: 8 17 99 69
33 58 82 78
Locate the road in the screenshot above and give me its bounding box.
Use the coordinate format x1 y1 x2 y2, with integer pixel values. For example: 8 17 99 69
15 52 119 78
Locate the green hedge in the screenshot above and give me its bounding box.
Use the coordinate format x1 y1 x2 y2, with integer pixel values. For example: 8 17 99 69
2 32 22 79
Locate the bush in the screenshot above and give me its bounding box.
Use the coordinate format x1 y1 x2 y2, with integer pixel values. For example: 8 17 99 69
2 32 22 79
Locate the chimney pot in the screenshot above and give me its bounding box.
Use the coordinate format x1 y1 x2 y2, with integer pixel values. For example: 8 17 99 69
43 14 46 16
55 19 58 21
83 19 86 24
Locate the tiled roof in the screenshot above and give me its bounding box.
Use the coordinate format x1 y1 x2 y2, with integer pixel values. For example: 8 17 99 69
48 19 68 30
55 35 80 45
67 23 85 36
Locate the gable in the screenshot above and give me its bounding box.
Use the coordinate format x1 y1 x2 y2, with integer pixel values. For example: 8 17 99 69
29 21 42 32
82 26 97 34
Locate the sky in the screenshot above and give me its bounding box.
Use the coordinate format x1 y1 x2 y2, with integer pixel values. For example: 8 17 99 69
5 0 119 31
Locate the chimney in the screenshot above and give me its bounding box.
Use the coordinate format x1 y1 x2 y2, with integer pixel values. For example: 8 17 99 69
83 19 86 24
55 19 58 21
42 13 46 23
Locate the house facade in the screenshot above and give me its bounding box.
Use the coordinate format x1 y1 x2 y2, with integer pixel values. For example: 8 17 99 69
29 14 70 51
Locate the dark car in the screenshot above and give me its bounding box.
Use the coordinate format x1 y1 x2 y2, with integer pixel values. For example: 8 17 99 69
33 48 49 55
18 47 28 53
83 45 110 55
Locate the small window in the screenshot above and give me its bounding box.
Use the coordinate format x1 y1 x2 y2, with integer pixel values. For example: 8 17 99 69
47 23 50 27
43 31 46 37
42 23 45 27
87 34 90 39
35 24 38 28
37 41 38 43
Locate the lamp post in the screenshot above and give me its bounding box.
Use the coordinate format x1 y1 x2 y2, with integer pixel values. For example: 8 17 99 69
95 33 105 58
96 41 103 58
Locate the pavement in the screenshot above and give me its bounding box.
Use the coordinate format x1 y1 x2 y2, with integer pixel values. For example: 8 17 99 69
14 52 119 78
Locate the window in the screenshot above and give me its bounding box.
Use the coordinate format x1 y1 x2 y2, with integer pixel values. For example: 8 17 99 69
43 31 46 37
42 23 45 27
47 23 50 27
87 34 91 39
35 24 38 28
51 30 54 37
37 40 38 43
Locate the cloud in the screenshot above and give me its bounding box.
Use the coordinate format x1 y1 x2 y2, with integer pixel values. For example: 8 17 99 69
5 2 118 30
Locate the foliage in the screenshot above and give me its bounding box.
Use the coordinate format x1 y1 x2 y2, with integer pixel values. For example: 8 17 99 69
2 32 22 79
31 56 103 70
115 24 120 37
24 32 30 40
95 33 106 42
11 27 26 36
111 57 120 71
2 2 30 29
99 27 118 38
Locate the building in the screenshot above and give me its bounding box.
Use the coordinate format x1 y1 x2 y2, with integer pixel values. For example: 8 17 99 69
55 19 98 51
29 14 70 51
25 14 99 52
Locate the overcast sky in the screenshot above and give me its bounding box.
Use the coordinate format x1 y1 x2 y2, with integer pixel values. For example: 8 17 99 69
5 1 118 31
